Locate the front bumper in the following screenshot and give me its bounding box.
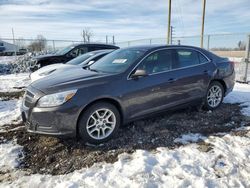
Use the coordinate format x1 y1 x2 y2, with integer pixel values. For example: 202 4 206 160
21 89 80 137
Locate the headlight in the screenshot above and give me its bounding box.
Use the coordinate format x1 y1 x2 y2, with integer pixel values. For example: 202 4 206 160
37 89 77 107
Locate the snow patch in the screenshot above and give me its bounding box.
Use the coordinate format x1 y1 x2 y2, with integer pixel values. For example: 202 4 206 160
0 99 22 129
224 83 250 116
228 57 243 63
0 73 30 92
174 133 207 144
0 56 16 65
0 141 23 171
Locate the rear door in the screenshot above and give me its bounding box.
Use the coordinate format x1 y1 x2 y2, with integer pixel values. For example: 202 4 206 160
168 48 211 103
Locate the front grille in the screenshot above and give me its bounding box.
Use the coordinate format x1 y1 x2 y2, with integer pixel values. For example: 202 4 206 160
24 90 35 108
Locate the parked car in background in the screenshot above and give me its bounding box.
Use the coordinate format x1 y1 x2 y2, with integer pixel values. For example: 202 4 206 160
30 49 114 82
21 45 235 144
30 43 119 71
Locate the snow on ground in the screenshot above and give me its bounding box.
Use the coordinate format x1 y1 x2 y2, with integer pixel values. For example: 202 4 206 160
174 133 207 144
0 73 30 92
0 56 16 65
1 129 250 188
0 141 23 172
224 83 250 116
228 57 243 63
0 99 22 130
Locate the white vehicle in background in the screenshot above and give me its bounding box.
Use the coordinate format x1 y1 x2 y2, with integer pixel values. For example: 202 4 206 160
30 50 113 82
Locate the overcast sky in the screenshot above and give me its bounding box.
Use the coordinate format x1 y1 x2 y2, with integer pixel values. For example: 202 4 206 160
0 0 250 43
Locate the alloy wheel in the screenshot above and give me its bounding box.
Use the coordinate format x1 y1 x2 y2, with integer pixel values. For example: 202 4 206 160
86 108 116 140
207 85 223 108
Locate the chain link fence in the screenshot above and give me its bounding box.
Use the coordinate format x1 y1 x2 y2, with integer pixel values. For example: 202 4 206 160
0 38 82 55
0 33 249 82
117 33 250 83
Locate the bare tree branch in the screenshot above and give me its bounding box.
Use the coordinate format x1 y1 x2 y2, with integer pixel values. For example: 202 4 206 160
81 28 93 43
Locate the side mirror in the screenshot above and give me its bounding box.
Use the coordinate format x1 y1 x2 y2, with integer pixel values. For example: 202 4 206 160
130 69 147 79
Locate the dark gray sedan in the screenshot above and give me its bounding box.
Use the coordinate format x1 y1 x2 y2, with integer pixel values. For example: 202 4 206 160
21 45 235 144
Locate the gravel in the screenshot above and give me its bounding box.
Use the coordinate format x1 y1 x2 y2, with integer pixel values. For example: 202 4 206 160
0 103 249 175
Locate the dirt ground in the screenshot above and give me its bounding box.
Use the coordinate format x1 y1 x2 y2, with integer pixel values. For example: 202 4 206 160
1 99 249 175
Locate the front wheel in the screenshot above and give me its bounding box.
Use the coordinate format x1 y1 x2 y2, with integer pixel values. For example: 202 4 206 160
204 81 224 110
78 102 121 144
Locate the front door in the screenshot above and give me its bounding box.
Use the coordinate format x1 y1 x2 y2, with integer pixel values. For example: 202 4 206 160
125 49 179 119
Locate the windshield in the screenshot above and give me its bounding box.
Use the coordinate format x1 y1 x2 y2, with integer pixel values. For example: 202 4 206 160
55 45 75 55
66 53 94 65
89 49 145 73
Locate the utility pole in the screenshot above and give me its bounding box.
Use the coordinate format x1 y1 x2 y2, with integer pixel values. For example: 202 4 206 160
11 28 17 58
112 35 115 44
167 0 172 45
106 35 108 44
201 0 206 48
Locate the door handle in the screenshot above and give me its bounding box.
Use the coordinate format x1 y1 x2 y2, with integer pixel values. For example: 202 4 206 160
151 87 160 92
168 78 177 83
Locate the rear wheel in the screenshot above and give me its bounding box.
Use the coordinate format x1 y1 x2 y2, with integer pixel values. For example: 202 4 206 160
78 102 121 144
204 81 224 110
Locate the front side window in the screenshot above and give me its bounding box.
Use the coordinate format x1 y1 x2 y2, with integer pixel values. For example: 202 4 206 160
174 49 200 69
137 49 173 74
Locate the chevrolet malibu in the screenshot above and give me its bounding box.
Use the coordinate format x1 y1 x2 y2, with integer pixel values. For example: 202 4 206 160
21 45 235 144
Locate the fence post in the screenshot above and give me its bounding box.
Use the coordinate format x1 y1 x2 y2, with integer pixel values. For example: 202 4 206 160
52 40 55 51
207 35 210 50
243 34 250 83
149 39 152 45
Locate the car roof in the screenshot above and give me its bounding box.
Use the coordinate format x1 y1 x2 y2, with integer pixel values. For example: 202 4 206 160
72 43 119 48
124 44 205 51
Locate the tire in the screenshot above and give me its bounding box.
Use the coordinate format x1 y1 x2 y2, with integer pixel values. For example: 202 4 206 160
204 81 224 110
78 102 121 144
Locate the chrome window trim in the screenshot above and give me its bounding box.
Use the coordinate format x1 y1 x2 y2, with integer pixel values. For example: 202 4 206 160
127 47 211 80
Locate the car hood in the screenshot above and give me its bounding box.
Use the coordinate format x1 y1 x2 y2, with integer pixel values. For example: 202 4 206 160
32 64 65 75
31 66 108 94
30 63 74 82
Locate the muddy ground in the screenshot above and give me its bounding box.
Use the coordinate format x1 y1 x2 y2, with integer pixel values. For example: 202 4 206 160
1 96 249 175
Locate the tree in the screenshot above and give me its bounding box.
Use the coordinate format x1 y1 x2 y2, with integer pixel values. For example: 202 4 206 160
238 40 246 51
81 28 93 43
28 35 47 52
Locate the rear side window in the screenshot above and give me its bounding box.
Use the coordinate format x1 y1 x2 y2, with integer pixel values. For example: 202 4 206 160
138 49 173 74
174 49 200 69
198 53 209 63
